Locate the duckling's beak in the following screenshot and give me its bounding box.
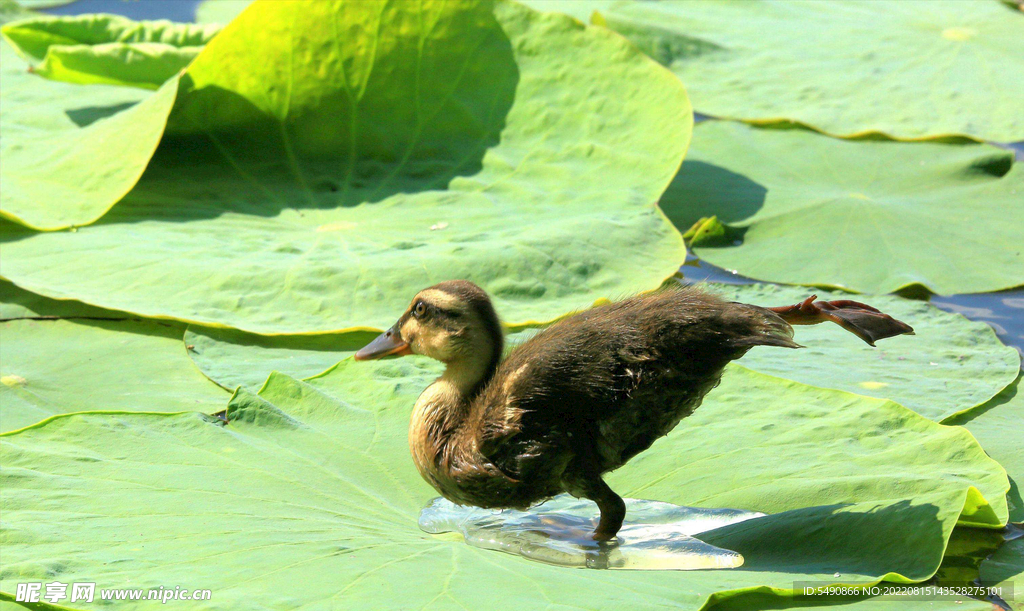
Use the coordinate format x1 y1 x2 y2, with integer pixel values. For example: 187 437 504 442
354 322 412 360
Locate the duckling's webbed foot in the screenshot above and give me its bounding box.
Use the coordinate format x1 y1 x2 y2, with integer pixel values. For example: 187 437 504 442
769 295 915 347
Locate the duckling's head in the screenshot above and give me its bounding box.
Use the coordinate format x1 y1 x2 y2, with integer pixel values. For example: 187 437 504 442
355 280 503 375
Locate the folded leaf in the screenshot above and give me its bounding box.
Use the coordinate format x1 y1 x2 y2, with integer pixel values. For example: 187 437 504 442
33 41 202 89
1 13 219 87
0 36 178 229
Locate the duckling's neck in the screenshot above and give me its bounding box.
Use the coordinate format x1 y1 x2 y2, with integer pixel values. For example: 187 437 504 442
441 355 496 397
409 350 500 487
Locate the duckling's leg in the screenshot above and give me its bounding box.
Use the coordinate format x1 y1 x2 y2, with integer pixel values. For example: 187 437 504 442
564 470 626 541
768 295 914 347
588 479 626 541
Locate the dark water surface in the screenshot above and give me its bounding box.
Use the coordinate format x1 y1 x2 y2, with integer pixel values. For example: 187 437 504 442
41 0 201 21
42 0 1024 360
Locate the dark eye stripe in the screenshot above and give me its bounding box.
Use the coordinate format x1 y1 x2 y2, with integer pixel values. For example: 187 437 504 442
432 306 460 318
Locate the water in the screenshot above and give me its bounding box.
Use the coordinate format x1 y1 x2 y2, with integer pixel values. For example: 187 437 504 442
40 0 201 21
419 494 763 570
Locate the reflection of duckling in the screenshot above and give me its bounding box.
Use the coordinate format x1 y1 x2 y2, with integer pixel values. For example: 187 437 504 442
356 281 913 540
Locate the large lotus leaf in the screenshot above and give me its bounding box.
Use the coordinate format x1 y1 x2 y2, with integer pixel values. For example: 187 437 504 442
0 0 691 334
185 322 544 391
0 282 227 432
183 325 378 390
0 38 178 229
0 360 1008 610
0 278 119 319
709 283 1021 421
981 537 1024 610
583 0 1024 141
1 14 220 88
663 122 1024 295
945 375 1024 523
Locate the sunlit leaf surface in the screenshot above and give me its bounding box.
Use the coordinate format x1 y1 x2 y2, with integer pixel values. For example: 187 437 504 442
586 0 1024 141
663 122 1024 295
0 31 175 230
0 360 1007 609
0 0 691 334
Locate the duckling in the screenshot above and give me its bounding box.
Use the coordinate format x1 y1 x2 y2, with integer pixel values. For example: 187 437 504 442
355 281 913 540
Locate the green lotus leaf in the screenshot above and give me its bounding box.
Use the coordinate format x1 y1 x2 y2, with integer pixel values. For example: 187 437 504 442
184 323 546 391
584 0 1024 141
1 14 220 88
0 37 178 230
710 283 1021 422
0 360 1007 610
2 13 218 61
662 122 1024 295
183 325 378 390
30 42 200 89
0 283 227 433
981 537 1024 610
945 374 1024 523
0 0 691 334
0 278 119 320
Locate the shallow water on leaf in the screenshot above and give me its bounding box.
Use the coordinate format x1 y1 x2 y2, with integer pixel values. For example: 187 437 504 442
419 494 763 570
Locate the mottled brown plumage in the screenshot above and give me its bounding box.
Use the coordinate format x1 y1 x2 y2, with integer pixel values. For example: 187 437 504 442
355 280 913 540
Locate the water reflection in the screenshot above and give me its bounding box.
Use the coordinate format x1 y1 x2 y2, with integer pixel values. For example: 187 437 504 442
419 494 762 570
931 292 1024 359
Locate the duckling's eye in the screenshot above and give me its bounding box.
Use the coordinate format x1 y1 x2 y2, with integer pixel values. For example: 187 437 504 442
413 301 427 318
